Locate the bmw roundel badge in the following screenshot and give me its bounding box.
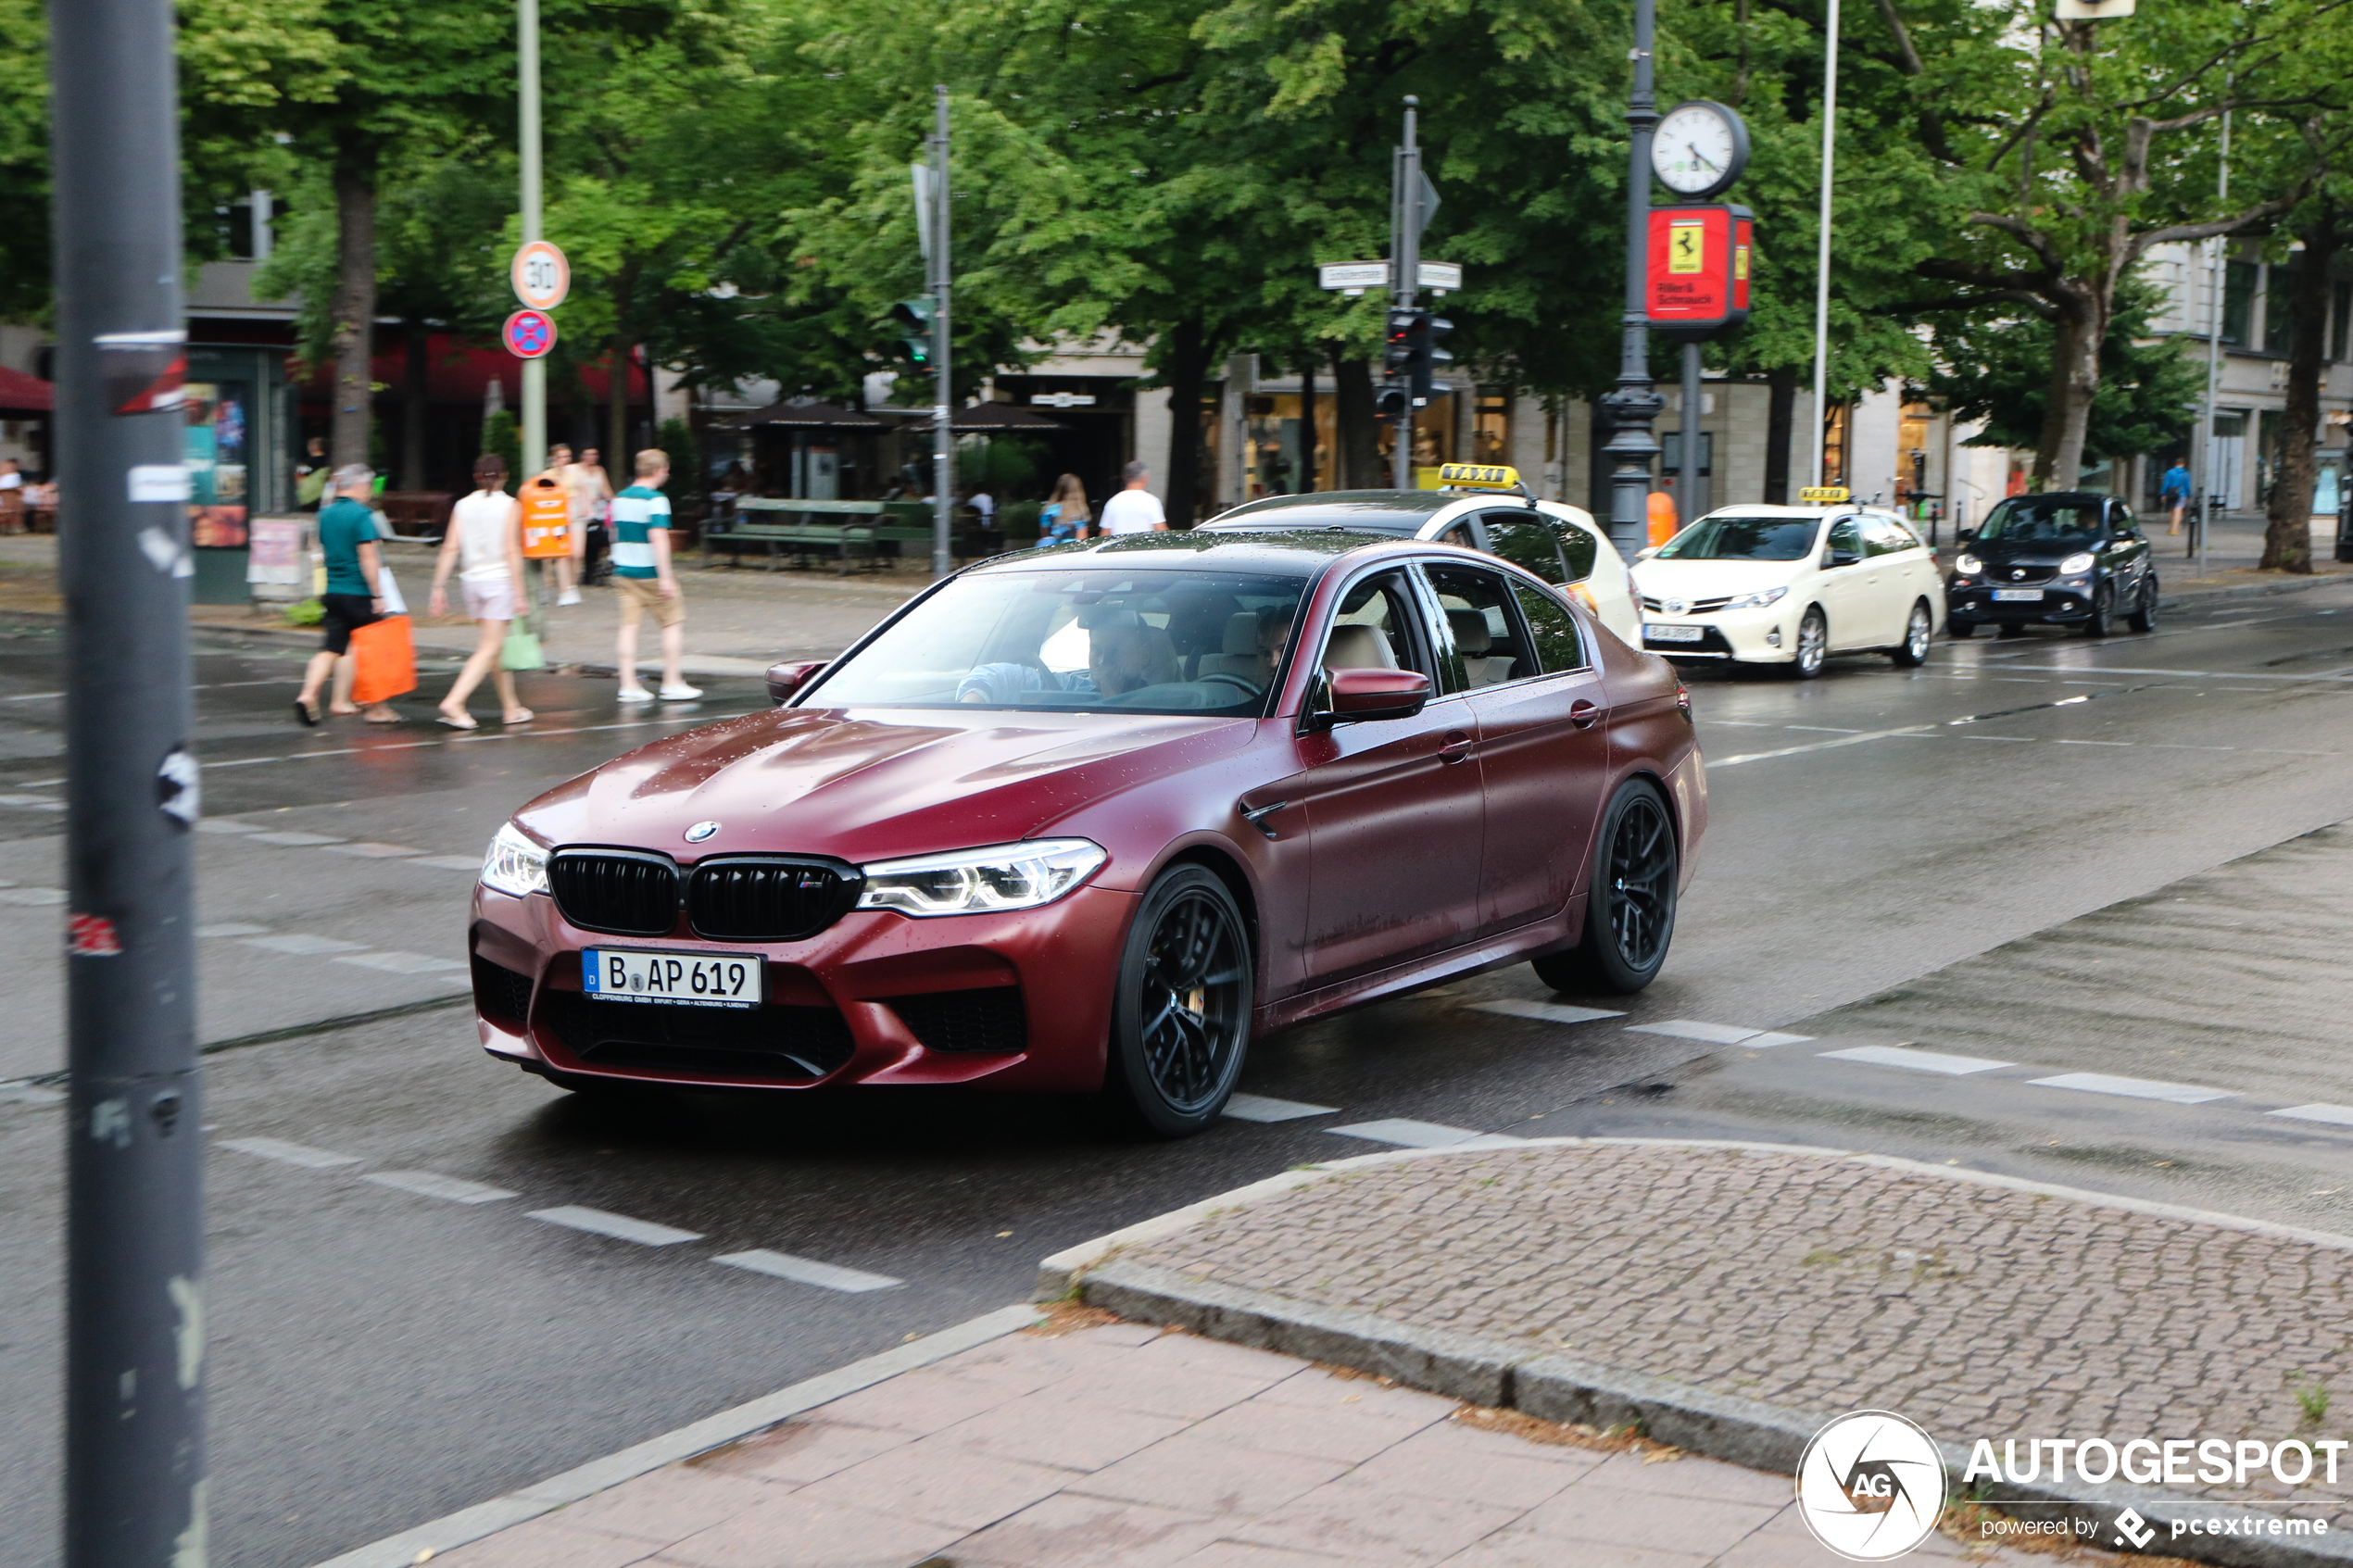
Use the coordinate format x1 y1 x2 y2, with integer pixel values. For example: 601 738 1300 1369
684 821 721 844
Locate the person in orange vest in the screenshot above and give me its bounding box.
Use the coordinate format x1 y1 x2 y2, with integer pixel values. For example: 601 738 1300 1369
1647 490 1678 547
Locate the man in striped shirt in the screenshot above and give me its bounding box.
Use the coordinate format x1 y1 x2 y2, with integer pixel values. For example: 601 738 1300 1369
610 449 700 702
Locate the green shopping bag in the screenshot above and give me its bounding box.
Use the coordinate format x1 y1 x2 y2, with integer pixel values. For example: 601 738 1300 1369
501 612 545 671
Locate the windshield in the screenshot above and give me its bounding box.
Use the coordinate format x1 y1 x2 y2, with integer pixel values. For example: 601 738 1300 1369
1975 496 2106 546
801 569 1311 715
1655 514 1820 562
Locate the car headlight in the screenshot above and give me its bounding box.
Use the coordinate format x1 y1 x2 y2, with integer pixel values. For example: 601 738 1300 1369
2059 552 2096 575
482 822 549 897
1725 585 1787 611
1955 554 1983 576
856 839 1106 916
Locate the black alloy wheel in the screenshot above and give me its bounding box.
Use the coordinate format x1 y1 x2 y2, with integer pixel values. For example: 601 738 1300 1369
1890 600 1933 667
1789 606 1829 679
1531 778 1678 996
2083 582 2114 638
2128 574 2158 633
1106 864 1252 1135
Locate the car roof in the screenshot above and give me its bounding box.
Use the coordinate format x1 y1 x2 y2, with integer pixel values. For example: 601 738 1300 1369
1200 490 1461 532
965 527 1401 576
1692 504 1865 521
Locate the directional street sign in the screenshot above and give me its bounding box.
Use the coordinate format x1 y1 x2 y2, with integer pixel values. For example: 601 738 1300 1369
1318 260 1463 295
502 308 558 359
510 241 570 311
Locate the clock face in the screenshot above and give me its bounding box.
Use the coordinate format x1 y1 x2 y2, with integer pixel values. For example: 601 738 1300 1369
1654 102 1744 195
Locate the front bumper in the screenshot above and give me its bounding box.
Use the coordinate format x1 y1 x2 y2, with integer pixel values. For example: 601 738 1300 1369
470 880 1138 1093
1641 608 1792 664
1947 582 2096 621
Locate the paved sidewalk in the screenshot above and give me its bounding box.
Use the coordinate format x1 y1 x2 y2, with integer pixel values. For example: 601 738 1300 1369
416 1315 2033 1568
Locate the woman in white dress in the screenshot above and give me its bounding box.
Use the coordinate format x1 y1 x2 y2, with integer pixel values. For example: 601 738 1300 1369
426 454 534 729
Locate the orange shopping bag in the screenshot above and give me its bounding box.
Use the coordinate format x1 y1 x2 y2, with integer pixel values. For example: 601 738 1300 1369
348 613 417 705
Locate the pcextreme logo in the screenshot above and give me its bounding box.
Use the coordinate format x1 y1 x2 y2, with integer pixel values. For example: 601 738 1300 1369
1796 1411 1948 1561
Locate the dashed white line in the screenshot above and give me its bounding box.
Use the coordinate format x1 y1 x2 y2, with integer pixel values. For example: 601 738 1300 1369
324 842 427 859
2028 1072 2236 1106
0 886 66 905
711 1249 903 1292
1471 999 1627 1026
334 950 467 975
526 1206 703 1246
363 1171 517 1205
0 1082 65 1106
244 934 370 956
413 855 485 872
245 831 346 847
1223 1093 1339 1123
1326 1119 1519 1148
0 793 64 809
1818 1045 2013 1076
218 1136 363 1169
1629 1020 1812 1047
195 819 261 834
2268 1104 2353 1128
194 922 271 938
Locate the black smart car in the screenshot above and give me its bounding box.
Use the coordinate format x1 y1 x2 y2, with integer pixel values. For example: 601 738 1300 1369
1946 492 2157 638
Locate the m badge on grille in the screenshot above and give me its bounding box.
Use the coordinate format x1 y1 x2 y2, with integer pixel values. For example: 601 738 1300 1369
684 821 721 844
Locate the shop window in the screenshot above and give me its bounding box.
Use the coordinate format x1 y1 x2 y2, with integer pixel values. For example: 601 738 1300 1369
2222 260 2257 346
2265 267 2297 355
1821 401 1850 489
1474 391 1511 466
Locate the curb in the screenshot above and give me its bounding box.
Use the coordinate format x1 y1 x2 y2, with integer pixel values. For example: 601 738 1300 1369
1040 1138 2353 1568
303 1302 1043 1568
2159 571 2353 614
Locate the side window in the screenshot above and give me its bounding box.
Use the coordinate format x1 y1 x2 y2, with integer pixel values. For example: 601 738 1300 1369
1860 517 1907 558
1421 563 1534 694
1318 571 1433 684
1546 516 1601 583
1513 584 1588 674
1827 517 1862 562
1481 514 1567 584
1435 521 1476 549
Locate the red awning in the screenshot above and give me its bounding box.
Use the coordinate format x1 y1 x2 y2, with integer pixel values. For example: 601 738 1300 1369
0 364 53 415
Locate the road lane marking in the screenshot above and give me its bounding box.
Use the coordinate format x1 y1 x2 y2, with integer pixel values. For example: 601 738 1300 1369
2269 1105 2353 1127
1818 1046 2013 1075
199 709 764 771
711 1249 903 1292
0 886 66 905
194 922 271 937
2054 739 2133 746
0 1082 66 1106
194 819 260 834
0 793 64 809
1629 1020 1812 1047
324 842 427 859
244 934 370 956
1224 1093 1340 1123
526 1206 703 1246
1472 999 1628 1025
363 1171 517 1204
1784 725 1861 733
1326 1119 1519 1148
219 1136 363 1169
334 951 467 975
245 831 346 847
2028 1072 2236 1106
413 855 487 872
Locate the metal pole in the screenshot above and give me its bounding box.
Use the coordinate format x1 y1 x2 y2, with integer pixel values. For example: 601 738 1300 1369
2198 104 2230 578
50 0 207 1561
931 86 954 580
519 0 545 479
1391 98 1421 491
1601 0 1662 558
1808 0 1841 489
1679 340 1702 527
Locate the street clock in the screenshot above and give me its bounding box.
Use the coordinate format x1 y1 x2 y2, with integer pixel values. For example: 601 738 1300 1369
1652 100 1750 199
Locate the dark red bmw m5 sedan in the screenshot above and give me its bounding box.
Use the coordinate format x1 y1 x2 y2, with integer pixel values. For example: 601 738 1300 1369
469 529 1706 1135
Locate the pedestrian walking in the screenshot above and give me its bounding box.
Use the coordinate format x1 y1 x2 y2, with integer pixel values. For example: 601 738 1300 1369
296 436 329 509
1037 472 1090 545
426 455 535 730
969 483 996 529
1098 460 1168 534
573 445 615 593
2161 459 2193 536
541 443 578 604
611 448 699 702
294 464 400 726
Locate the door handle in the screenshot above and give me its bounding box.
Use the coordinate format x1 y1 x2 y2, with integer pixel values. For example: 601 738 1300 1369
1438 731 1474 764
1568 699 1600 730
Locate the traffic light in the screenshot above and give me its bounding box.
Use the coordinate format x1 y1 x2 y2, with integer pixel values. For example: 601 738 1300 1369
1384 307 1418 376
1375 383 1409 423
891 297 935 365
1411 314 1453 405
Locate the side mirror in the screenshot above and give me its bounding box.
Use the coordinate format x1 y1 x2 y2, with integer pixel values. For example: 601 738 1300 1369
1956 528 1977 545
1825 549 1861 570
766 659 826 704
1327 667 1432 722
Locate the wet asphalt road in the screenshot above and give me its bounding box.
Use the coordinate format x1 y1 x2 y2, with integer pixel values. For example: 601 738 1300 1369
6 583 2353 1567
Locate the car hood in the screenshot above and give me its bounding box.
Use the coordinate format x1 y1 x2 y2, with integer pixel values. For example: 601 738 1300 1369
512 706 1255 864
1631 557 1809 600
1963 537 2094 567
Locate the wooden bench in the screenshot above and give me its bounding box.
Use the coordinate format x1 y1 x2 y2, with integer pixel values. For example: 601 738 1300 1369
704 498 987 573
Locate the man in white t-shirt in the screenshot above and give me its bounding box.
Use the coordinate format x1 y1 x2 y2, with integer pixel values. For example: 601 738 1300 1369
1097 461 1167 534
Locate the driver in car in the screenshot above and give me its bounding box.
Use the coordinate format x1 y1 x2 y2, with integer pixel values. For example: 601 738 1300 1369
1086 611 1179 697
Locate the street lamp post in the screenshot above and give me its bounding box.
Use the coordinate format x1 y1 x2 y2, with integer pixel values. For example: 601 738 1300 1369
519 0 546 477
1601 0 1664 558
1807 0 1841 489
930 86 953 581
1391 98 1423 491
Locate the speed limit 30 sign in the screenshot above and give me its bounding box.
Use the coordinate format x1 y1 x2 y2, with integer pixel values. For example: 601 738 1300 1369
510 241 570 311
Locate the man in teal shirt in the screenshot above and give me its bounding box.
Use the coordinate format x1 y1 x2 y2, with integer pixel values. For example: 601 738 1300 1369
610 448 699 701
295 465 399 724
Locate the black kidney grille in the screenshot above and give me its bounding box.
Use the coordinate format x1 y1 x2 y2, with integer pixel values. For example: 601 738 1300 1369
472 955 536 1028
687 857 862 942
536 988 855 1081
550 851 680 936
889 987 1029 1054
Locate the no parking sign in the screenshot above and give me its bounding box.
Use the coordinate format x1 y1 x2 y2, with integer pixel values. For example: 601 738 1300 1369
502 308 557 359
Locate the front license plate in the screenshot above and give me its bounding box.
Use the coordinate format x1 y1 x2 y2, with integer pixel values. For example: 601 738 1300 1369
1992 588 2045 602
584 948 763 1008
1646 624 1706 643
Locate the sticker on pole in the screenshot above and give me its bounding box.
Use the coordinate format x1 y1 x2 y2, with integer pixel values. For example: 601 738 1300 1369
510 242 570 310
502 309 558 360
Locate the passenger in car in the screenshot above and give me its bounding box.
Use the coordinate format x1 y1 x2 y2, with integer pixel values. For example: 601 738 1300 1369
1256 608 1290 684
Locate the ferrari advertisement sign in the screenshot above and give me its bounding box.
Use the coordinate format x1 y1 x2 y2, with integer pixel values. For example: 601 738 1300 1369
1645 205 1753 338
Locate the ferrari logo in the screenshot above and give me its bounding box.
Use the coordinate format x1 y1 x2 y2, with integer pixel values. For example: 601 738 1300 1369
1669 221 1705 275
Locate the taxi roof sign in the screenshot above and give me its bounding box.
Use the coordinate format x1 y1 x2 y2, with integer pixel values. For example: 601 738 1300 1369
1439 463 1523 492
1798 486 1851 504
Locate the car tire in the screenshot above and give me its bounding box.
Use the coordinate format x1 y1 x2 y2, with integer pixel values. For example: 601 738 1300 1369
1530 778 1678 997
2128 574 2158 633
1786 607 1829 679
2084 582 2113 638
1948 617 1978 639
1103 863 1252 1136
1890 599 1933 667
